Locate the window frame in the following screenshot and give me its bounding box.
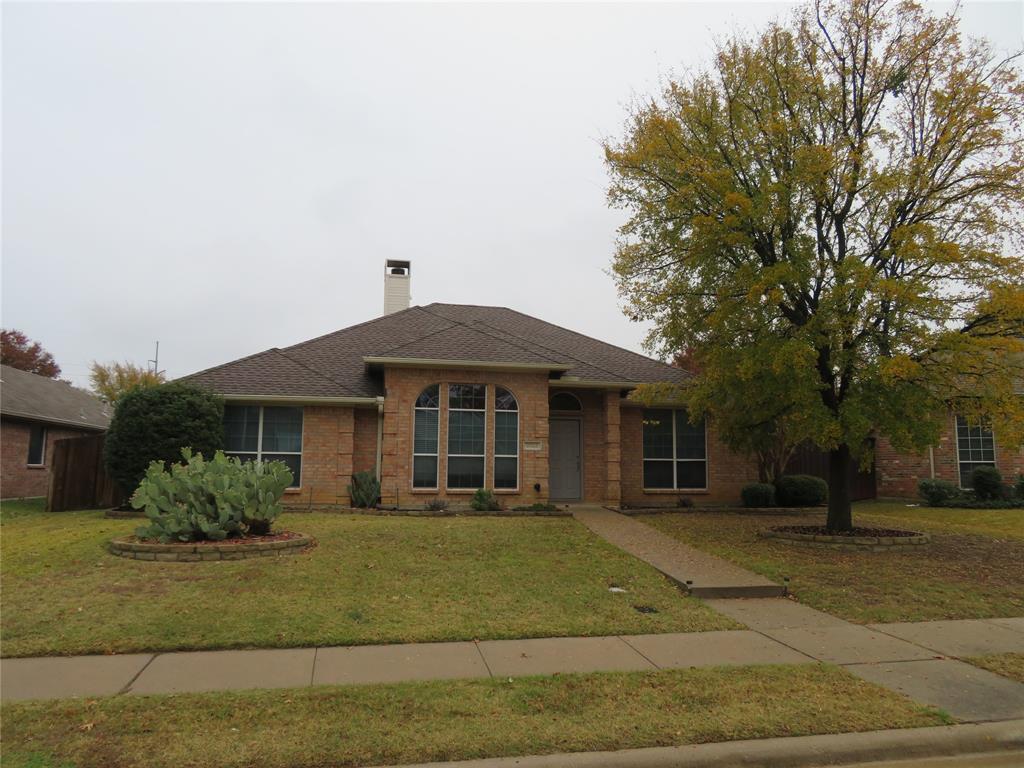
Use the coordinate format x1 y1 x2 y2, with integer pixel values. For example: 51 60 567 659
493 387 520 492
641 408 708 491
26 424 47 467
412 385 440 490
224 405 303 488
446 383 487 491
955 414 996 489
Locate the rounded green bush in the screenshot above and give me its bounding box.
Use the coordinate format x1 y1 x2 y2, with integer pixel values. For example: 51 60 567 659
775 474 828 507
741 482 776 507
104 382 224 494
971 465 1003 501
918 478 959 506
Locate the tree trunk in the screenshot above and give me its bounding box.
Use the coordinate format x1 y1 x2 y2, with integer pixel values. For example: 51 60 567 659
826 443 853 532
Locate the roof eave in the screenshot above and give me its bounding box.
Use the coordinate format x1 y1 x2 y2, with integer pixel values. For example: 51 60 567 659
0 410 109 431
220 394 379 406
549 378 640 390
364 356 573 373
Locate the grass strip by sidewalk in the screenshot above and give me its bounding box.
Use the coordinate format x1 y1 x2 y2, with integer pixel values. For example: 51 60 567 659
966 652 1024 683
0 664 949 768
0 501 734 658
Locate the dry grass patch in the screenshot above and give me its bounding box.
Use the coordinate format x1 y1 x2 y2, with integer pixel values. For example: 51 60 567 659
0 664 949 768
642 505 1024 623
0 501 734 657
966 653 1024 683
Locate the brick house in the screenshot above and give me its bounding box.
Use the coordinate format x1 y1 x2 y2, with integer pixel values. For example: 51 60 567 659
183 263 1021 507
0 365 111 499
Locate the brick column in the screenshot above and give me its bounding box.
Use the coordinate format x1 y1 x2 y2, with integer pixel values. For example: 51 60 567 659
604 391 621 506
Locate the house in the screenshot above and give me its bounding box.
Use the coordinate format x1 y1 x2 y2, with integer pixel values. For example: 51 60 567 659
183 262 757 508
0 365 111 499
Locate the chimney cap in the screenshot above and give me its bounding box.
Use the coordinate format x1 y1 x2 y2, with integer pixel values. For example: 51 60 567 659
385 259 411 276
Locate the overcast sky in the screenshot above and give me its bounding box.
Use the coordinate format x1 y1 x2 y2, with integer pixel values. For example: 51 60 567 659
3 1 1021 388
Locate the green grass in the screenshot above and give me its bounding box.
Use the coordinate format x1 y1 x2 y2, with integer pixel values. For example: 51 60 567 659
966 652 1024 683
641 502 1024 624
0 665 949 768
0 502 735 657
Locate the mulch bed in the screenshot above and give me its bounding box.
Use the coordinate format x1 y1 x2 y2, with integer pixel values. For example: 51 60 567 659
125 530 306 546
771 525 922 538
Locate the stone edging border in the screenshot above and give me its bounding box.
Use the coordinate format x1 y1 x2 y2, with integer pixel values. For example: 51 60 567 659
108 533 314 562
759 527 930 551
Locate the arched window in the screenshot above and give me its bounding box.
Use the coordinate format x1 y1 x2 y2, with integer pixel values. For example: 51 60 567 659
447 384 486 489
549 392 582 411
413 385 440 488
494 387 519 490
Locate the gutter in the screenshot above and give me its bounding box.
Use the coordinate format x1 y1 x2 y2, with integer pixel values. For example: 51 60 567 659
375 395 385 482
0 410 108 432
548 379 639 390
221 394 378 406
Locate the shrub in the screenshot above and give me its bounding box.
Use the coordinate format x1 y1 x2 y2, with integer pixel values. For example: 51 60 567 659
1017 474 1024 500
471 488 502 512
104 383 224 495
775 474 828 507
741 482 776 508
918 478 959 507
971 466 1003 501
424 498 449 512
131 449 292 542
348 471 380 508
677 496 695 508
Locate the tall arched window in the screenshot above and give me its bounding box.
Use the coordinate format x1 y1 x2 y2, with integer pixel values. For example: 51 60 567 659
413 385 440 488
447 384 486 488
494 387 519 490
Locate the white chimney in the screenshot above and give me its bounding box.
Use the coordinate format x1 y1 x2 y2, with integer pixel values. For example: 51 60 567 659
383 259 412 315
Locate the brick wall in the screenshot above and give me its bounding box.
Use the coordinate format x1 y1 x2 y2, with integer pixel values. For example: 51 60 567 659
380 367 550 507
876 410 1024 498
0 418 99 499
353 407 379 475
620 405 760 506
283 405 356 509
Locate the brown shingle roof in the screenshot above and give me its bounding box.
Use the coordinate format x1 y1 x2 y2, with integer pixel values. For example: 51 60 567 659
0 365 111 430
182 304 686 398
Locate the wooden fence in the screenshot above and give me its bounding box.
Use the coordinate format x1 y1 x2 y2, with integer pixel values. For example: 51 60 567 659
784 440 877 501
47 433 124 512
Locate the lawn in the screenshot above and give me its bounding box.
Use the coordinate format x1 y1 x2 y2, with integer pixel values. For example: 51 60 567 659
0 500 734 657
0 664 948 768
966 653 1024 683
641 501 1024 624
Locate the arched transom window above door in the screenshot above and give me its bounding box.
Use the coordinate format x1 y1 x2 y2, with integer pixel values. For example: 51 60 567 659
549 392 582 411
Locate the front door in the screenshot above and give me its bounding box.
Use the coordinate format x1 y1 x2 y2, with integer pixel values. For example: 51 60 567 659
549 418 581 500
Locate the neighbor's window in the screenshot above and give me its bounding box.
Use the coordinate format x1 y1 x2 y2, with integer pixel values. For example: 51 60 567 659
494 387 519 490
224 405 303 486
447 384 486 489
27 424 46 466
956 415 995 487
642 409 707 490
413 385 440 489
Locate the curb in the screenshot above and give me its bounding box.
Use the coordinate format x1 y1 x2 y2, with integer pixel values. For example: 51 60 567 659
372 720 1024 768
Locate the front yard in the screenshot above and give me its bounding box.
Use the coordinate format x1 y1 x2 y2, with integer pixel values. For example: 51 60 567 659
0 664 948 768
642 501 1024 623
0 500 734 658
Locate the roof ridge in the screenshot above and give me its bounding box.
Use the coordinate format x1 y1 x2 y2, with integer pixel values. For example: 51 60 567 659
178 347 282 382
371 317 459 356
417 307 571 365
271 348 358 396
282 305 429 353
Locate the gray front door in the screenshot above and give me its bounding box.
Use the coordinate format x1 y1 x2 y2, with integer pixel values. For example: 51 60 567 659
550 418 581 500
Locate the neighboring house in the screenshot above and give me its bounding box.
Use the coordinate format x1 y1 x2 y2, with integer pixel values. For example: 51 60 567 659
183 262 758 508
0 365 111 499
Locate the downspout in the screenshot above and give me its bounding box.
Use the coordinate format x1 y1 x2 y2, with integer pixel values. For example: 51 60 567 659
375 396 385 482
928 446 936 479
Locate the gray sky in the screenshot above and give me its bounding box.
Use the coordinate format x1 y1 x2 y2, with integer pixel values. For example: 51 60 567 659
3 1 1021 388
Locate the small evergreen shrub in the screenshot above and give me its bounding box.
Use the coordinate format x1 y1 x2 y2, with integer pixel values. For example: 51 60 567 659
741 482 776 508
424 498 449 512
1016 474 1024 500
918 478 959 507
131 449 292 542
971 466 1003 501
471 488 502 511
775 474 828 507
677 496 695 508
348 471 380 508
104 383 224 495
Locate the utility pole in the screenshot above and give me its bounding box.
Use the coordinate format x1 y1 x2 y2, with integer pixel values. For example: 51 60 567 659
148 341 162 376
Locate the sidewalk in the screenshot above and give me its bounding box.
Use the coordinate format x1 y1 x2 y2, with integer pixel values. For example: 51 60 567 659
4 615 1024 722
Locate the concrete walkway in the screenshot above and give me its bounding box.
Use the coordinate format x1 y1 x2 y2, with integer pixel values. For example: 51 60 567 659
574 508 784 598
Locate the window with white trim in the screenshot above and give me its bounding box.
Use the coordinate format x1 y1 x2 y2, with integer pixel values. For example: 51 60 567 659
956 415 995 487
413 385 440 488
27 424 46 466
642 408 707 490
494 387 519 490
224 405 303 487
447 384 486 489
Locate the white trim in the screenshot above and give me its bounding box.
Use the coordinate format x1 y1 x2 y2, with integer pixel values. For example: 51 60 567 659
493 386 520 492
26 424 47 467
412 385 440 491
641 408 708 492
446 383 487 490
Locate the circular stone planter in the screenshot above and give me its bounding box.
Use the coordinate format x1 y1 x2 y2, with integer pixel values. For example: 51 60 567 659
108 532 314 562
759 525 930 552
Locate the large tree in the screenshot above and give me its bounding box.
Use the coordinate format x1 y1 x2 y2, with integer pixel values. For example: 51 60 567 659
606 0 1024 530
89 361 166 405
1 329 61 378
